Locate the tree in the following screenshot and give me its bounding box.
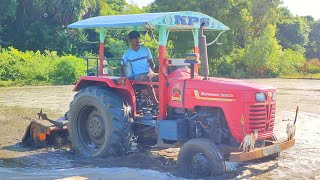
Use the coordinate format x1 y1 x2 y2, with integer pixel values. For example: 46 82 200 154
243 25 282 77
306 20 320 60
150 0 281 58
0 0 16 36
249 0 281 38
276 15 310 50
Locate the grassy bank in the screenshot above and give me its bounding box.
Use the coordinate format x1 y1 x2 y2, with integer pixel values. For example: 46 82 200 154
280 73 320 80
1 47 319 87
0 47 86 87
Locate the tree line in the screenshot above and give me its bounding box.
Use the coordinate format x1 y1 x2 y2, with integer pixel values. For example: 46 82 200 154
0 0 319 86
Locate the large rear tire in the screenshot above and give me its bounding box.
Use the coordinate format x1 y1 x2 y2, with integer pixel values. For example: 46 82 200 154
68 86 132 157
177 138 226 178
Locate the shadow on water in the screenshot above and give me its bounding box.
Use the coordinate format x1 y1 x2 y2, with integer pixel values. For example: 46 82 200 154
2 142 39 152
234 163 279 180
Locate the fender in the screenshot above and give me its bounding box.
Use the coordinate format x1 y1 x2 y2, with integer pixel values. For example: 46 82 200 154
73 76 137 115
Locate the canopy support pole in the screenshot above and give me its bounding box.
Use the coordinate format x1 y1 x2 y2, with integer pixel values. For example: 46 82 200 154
99 28 105 76
158 25 168 120
192 28 199 74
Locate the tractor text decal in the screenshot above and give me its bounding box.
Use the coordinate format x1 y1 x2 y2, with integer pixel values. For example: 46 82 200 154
172 84 182 102
194 90 235 102
174 15 209 26
160 14 225 29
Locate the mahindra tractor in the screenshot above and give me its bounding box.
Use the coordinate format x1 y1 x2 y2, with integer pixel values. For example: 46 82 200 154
22 11 296 178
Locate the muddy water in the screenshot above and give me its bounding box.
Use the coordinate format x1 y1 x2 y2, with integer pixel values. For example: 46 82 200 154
0 79 319 179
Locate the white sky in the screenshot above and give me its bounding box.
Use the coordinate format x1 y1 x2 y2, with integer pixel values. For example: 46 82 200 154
126 0 320 20
282 0 320 20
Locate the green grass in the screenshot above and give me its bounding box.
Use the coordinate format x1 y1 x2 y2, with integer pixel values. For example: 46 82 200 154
0 80 52 87
280 73 320 79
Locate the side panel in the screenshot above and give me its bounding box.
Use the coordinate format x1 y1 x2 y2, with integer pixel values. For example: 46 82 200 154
73 76 137 116
158 120 187 141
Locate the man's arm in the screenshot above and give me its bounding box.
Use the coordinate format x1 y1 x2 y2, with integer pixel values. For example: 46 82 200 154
148 59 155 71
146 47 155 71
120 64 125 77
121 51 127 77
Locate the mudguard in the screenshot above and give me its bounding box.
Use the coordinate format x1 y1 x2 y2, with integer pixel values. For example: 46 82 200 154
73 76 137 115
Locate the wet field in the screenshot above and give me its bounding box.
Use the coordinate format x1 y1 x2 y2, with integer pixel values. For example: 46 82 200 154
0 79 319 179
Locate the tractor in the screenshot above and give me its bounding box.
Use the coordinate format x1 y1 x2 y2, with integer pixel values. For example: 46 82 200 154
22 11 296 178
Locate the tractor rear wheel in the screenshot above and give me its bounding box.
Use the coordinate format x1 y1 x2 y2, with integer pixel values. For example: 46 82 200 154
177 138 226 178
68 86 132 157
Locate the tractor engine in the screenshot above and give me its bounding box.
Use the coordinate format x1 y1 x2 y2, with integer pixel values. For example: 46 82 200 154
167 107 235 145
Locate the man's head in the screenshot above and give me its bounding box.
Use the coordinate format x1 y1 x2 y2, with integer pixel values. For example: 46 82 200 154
128 31 140 48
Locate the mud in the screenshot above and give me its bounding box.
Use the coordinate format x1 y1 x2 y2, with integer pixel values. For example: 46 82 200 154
0 79 319 179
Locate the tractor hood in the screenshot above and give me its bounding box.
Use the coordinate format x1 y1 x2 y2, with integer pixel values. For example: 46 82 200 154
198 77 275 91
183 77 275 103
168 68 275 91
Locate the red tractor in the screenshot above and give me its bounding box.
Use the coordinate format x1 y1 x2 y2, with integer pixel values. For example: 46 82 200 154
23 11 296 178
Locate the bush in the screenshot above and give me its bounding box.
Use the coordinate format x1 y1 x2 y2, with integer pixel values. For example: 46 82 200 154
0 47 86 86
243 25 283 78
299 59 320 74
210 48 246 78
48 55 86 85
277 49 306 75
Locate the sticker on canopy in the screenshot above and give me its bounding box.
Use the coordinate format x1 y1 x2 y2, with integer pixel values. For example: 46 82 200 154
172 84 182 102
152 12 230 31
162 15 210 27
164 16 174 25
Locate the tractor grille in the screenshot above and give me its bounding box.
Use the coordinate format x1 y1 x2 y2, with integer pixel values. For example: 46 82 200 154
245 103 276 139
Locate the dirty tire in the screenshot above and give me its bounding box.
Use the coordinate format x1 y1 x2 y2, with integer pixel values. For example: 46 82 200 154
68 86 132 158
177 138 226 178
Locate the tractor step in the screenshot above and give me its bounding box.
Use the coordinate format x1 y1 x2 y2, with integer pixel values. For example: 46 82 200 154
133 118 158 127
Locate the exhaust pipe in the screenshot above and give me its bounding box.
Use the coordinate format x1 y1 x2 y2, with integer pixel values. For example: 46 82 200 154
199 22 209 80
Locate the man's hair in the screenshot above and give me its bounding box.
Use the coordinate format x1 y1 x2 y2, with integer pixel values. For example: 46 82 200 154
128 31 140 40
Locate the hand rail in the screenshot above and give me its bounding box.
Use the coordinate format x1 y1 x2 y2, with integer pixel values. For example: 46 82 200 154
80 56 123 76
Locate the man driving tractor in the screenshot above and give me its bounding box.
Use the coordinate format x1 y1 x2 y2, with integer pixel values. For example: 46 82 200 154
21 12 297 179
121 30 159 105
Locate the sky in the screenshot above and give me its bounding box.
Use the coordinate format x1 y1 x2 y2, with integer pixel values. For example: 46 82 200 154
282 0 320 20
126 0 320 20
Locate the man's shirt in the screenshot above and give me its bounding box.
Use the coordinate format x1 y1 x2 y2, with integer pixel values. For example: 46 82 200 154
122 46 152 75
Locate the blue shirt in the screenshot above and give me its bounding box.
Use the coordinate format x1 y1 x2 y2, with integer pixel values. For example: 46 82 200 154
122 46 153 75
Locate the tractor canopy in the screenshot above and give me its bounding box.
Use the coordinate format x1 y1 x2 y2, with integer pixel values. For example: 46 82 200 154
67 11 229 31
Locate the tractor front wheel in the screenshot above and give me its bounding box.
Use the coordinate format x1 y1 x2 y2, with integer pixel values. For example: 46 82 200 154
68 86 132 157
177 138 226 178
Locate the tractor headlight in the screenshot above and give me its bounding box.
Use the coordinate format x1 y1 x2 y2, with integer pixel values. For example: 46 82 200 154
272 92 276 101
256 92 266 102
